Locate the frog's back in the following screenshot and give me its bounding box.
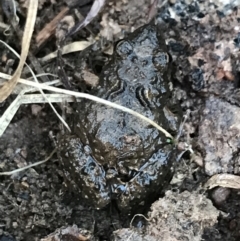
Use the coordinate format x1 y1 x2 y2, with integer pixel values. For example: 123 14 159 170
72 24 177 167
59 23 183 212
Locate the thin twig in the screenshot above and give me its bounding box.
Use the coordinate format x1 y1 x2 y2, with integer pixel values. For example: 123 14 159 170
0 149 56 176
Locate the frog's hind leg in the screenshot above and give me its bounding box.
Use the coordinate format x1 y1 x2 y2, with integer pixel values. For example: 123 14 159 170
58 135 111 209
116 145 175 212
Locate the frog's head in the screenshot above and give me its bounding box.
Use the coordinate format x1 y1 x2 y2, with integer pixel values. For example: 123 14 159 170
108 24 172 108
114 24 170 73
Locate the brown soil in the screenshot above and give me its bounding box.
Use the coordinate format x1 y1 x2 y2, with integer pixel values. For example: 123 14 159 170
1 1 240 240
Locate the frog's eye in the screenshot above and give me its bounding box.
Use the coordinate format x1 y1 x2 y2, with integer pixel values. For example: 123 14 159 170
115 40 133 57
153 52 169 70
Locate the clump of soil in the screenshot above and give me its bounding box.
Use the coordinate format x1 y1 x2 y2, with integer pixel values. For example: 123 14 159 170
112 191 219 241
198 96 240 176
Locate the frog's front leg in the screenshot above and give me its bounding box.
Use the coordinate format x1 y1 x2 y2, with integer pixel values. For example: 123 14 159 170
58 135 111 209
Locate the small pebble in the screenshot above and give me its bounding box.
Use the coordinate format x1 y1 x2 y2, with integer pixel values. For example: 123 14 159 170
211 187 231 205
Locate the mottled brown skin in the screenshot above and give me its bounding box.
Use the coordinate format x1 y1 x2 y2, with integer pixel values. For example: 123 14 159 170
58 24 182 211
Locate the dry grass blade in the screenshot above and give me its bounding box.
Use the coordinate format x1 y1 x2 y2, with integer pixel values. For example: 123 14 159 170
0 40 71 133
205 174 240 189
40 41 92 63
67 0 105 38
19 94 75 104
0 81 60 137
0 90 27 136
0 0 38 102
0 67 174 139
0 72 58 94
5 78 173 139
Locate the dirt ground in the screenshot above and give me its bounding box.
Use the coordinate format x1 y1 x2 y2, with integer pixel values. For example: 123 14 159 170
1 0 240 240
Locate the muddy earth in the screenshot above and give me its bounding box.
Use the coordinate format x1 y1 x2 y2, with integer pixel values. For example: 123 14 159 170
1 0 240 240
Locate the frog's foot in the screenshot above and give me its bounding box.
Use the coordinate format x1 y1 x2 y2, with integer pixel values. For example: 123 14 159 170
58 135 111 209
116 146 175 212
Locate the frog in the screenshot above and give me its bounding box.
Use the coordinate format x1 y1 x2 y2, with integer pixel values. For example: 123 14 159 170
58 24 182 212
